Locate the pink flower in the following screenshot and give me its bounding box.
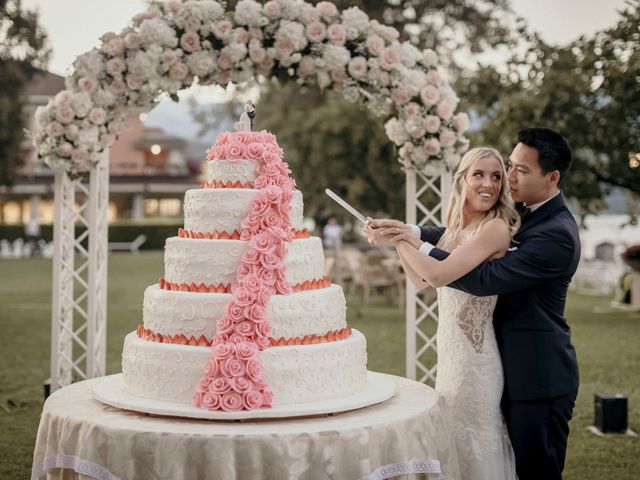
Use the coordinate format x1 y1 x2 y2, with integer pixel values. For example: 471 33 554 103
440 129 457 148
234 289 257 307
217 132 230 146
195 377 211 394
403 102 421 118
263 1 281 19
242 272 262 293
233 27 250 44
230 376 253 394
246 303 267 324
106 58 126 76
298 56 316 76
379 46 400 70
214 342 234 360
436 101 454 120
347 57 367 78
236 341 259 361
426 70 444 87
257 267 277 286
420 85 440 106
201 392 222 410
126 74 143 90
223 356 248 377
263 185 282 204
260 252 281 270
391 87 411 105
262 150 281 166
249 46 266 63
204 359 220 377
246 142 265 160
260 164 281 178
274 38 295 58
330 68 347 84
225 141 246 159
250 197 271 217
124 32 141 50
453 112 470 133
46 122 64 137
180 32 201 53
107 79 127 95
65 124 80 140
246 359 264 382
55 106 75 125
57 142 73 157
254 176 270 189
263 210 284 229
213 20 232 39
327 24 346 44
217 53 233 70
316 1 338 17
103 37 125 57
306 22 326 43
422 49 438 66
275 278 291 295
209 376 232 394
366 35 384 56
424 138 441 156
225 303 245 323
166 0 182 14
220 392 243 411
78 77 97 92
100 133 116 146
88 108 107 125
161 49 178 65
243 389 265 409
184 16 201 32
425 115 441 134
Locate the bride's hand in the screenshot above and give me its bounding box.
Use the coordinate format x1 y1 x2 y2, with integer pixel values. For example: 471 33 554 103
391 231 423 249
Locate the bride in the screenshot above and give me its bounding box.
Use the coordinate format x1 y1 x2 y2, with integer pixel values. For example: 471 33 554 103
365 147 519 480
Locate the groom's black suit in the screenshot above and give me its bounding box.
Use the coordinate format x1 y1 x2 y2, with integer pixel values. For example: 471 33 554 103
420 191 580 480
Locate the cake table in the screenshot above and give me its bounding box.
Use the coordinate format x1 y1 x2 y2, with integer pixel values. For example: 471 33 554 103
32 375 460 480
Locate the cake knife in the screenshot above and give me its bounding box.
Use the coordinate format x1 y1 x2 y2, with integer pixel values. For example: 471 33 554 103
325 189 369 225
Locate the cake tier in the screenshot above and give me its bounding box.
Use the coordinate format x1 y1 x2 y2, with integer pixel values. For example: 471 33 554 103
207 159 258 184
121 330 368 406
163 236 325 287
183 188 304 233
143 283 346 340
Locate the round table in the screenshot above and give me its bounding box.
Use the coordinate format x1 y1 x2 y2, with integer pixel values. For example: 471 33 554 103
31 375 460 480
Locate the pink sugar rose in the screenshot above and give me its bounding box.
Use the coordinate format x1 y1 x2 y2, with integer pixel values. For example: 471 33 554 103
242 272 262 293
217 132 230 146
366 35 384 56
379 46 401 70
223 356 248 377
257 321 271 338
257 267 277 286
234 288 257 307
88 108 107 125
210 376 232 395
214 342 234 360
260 164 281 178
306 22 326 43
263 210 284 229
262 150 281 166
236 341 259 361
184 16 201 32
250 197 271 217
263 185 282 204
246 303 267 324
267 143 284 157
420 85 440 106
236 263 252 277
436 101 454 120
106 58 126 76
260 252 281 270
220 392 243 411
204 359 220 377
253 176 271 189
253 232 275 254
246 359 264 382
230 376 253 394
235 131 252 144
240 229 256 241
327 23 346 44
196 377 211 394
180 32 201 53
202 392 222 410
225 303 245 323
243 389 265 409
275 278 291 295
247 142 265 160
226 141 247 159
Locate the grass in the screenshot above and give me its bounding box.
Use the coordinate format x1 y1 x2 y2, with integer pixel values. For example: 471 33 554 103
1 253 639 479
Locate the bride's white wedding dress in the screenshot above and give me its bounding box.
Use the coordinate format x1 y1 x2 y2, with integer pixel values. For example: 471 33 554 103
435 234 517 480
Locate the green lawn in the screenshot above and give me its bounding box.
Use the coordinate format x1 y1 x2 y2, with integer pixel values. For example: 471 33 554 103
1 253 638 479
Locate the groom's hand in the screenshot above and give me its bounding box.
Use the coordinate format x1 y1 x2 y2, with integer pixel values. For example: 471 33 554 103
364 218 417 245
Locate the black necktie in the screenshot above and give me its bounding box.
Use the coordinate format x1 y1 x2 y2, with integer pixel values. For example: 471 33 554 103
517 204 531 221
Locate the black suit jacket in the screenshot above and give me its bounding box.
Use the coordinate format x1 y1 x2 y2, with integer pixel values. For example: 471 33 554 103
420 191 580 401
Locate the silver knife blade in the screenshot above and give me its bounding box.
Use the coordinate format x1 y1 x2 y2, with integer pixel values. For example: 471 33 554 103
325 189 369 224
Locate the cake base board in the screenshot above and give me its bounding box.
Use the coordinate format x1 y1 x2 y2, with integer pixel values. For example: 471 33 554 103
93 371 396 420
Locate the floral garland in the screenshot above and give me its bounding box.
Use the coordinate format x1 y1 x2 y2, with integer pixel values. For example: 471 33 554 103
192 130 294 411
33 0 469 177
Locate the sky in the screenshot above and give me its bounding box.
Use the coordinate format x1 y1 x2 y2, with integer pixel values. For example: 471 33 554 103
24 0 630 79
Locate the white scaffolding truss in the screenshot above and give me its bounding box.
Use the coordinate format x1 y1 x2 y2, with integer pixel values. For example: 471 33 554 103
405 169 453 385
50 152 109 393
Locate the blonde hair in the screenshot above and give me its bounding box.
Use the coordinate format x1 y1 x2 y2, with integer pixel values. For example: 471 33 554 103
439 147 520 249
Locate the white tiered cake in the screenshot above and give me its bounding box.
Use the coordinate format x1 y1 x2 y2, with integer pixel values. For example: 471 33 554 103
96 121 394 418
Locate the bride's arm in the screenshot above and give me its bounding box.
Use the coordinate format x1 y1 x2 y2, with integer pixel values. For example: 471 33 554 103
394 218 510 288
395 244 431 290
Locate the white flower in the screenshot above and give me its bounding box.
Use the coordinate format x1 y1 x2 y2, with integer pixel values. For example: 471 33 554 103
342 86 360 103
424 138 441 156
88 108 107 125
221 42 248 63
316 1 338 18
54 91 72 109
420 85 440 106
213 20 232 39
73 50 104 78
106 57 126 75
297 3 319 24
190 1 225 22
306 22 326 43
235 0 263 27
444 150 461 169
45 121 64 137
263 0 281 19
379 46 401 70
326 23 346 44
322 44 350 69
64 124 80 141
341 7 368 37
78 126 100 147
180 32 201 52
384 118 409 146
102 37 125 57
298 56 316 76
400 42 421 67
124 32 142 50
403 69 427 95
127 51 156 79
94 89 116 107
422 49 438 66
70 92 92 118
186 51 216 77
406 118 426 138
276 20 308 51
453 112 470 133
366 34 384 56
139 18 178 48
403 102 421 118
440 129 457 148
78 76 97 92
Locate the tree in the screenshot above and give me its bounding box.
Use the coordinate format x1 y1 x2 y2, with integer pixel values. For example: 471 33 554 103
458 0 640 216
0 0 51 185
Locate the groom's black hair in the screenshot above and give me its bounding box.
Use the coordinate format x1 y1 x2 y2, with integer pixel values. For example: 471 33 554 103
517 128 573 184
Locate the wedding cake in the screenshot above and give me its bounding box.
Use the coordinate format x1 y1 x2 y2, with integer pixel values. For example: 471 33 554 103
118 117 371 413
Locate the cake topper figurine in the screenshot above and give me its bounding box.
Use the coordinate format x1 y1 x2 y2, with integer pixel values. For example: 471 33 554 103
234 101 256 132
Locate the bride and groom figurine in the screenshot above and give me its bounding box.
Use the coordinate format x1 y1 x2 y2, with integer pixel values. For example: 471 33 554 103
364 127 580 480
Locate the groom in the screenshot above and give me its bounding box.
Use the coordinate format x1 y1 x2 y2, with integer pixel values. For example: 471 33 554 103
367 128 580 480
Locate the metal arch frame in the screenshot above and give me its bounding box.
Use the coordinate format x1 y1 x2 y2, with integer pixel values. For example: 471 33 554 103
50 151 109 392
405 169 452 385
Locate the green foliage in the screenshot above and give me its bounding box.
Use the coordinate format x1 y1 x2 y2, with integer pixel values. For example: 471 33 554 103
459 0 640 214
0 0 51 186
257 83 405 220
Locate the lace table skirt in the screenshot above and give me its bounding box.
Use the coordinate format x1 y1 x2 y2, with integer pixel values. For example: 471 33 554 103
32 375 460 480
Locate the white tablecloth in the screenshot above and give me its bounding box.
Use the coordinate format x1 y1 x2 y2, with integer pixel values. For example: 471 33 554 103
31 375 460 480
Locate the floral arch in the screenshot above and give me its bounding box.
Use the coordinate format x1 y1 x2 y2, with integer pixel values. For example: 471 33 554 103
34 0 469 391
